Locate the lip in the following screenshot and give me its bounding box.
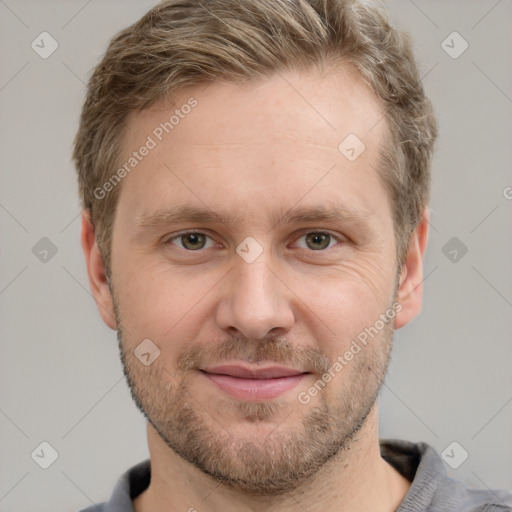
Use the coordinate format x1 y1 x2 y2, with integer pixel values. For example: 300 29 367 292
202 365 305 379
200 365 309 400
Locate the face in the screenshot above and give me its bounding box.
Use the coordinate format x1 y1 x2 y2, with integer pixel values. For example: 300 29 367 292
87 65 421 494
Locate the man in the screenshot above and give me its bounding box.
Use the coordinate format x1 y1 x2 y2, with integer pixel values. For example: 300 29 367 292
74 0 512 510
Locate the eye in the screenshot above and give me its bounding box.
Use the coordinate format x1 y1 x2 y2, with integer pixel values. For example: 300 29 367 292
168 232 216 251
165 231 342 252
294 232 341 251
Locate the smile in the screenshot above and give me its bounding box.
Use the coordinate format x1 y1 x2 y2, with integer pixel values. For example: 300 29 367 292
199 365 310 400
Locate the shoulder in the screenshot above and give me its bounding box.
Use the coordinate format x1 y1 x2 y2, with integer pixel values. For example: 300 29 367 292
426 444 512 512
436 477 512 512
75 459 150 512
380 439 512 512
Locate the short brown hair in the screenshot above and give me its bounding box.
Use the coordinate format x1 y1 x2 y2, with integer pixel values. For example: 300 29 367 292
73 0 437 276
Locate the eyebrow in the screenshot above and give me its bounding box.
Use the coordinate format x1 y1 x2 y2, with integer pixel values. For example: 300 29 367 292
135 203 374 232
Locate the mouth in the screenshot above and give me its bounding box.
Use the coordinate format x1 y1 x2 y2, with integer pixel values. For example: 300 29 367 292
199 364 310 401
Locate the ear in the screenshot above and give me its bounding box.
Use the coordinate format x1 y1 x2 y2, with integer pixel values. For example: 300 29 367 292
80 210 117 330
394 207 429 329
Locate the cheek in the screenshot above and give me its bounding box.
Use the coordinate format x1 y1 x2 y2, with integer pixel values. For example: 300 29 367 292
289 262 395 346
334 257 395 305
113 240 396 356
303 255 392 300
114 260 221 344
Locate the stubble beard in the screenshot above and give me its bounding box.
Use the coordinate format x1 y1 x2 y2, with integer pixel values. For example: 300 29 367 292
114 292 395 495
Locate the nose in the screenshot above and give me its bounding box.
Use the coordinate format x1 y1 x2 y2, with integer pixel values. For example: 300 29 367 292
215 256 295 340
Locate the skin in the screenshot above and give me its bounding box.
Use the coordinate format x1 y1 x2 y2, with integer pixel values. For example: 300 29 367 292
82 64 429 512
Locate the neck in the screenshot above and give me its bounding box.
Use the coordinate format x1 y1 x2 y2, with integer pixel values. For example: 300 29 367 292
133 405 411 512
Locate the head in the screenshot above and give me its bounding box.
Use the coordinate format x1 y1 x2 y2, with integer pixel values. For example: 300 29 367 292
76 0 436 495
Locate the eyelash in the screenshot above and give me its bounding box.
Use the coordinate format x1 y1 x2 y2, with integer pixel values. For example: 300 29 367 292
165 230 344 252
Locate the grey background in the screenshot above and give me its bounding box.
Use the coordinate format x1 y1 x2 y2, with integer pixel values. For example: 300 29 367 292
1 0 511 510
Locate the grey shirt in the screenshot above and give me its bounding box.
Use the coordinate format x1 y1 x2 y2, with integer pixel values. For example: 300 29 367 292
78 439 512 511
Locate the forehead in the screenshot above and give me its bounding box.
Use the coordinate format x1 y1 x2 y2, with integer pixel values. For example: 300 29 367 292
126 64 386 151
116 64 390 228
